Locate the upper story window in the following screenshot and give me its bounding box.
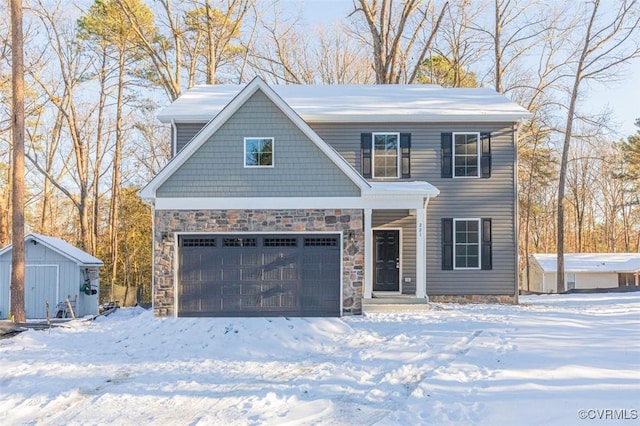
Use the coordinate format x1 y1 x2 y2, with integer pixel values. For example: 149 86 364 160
361 133 411 179
373 133 400 178
441 132 491 179
453 132 480 178
244 137 273 167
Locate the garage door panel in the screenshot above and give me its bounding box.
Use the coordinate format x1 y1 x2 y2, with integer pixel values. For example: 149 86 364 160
241 252 260 266
178 234 340 317
201 262 220 281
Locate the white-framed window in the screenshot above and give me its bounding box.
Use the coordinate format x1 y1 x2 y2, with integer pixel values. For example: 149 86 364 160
453 132 480 178
244 137 274 167
372 132 400 178
566 273 576 291
453 218 481 269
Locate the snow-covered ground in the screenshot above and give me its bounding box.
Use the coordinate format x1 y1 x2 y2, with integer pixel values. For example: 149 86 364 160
1 293 639 425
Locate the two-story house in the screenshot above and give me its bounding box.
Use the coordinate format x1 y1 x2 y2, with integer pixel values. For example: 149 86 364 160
139 77 531 317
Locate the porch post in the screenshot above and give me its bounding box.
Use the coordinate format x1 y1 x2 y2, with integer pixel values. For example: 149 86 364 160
416 203 427 299
364 208 373 298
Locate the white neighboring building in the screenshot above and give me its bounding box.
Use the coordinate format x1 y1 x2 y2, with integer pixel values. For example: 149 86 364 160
526 253 640 293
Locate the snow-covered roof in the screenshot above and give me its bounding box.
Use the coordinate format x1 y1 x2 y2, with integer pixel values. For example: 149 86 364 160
366 181 439 197
0 233 103 266
157 84 532 124
532 253 640 273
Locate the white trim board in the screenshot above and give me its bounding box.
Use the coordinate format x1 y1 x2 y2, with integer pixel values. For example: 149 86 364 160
154 196 434 210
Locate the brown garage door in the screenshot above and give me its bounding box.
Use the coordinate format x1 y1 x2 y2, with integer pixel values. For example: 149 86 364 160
178 234 341 317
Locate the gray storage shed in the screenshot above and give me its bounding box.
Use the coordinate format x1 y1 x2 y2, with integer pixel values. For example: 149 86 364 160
0 233 103 319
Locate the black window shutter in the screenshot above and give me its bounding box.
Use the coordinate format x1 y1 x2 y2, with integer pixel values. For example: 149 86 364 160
361 133 372 178
481 218 492 270
442 218 453 270
400 133 411 178
481 132 491 178
441 133 452 178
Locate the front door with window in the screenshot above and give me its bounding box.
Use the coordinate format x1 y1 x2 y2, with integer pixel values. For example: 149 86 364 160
373 230 400 292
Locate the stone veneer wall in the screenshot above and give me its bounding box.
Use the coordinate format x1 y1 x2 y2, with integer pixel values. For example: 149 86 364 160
154 209 364 316
429 294 518 304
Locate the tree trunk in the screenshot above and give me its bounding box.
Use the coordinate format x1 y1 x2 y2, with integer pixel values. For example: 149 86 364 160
109 47 126 299
354 0 447 84
205 0 217 84
0 185 8 246
494 0 502 93
10 0 26 323
557 1 599 293
93 50 109 256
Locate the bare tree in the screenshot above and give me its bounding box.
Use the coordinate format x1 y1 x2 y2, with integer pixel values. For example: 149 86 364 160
619 119 640 250
130 111 171 180
423 0 485 87
556 0 640 293
566 138 599 252
118 0 252 101
27 0 99 251
486 4 568 290
349 0 449 83
192 0 251 84
488 0 547 93
249 7 316 84
10 0 26 323
248 4 372 85
0 4 12 247
314 24 374 84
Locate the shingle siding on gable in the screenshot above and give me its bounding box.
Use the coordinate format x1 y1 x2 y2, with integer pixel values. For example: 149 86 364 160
157 90 361 198
310 122 517 296
176 123 206 153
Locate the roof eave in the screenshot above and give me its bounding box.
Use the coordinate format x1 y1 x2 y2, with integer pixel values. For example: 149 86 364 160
161 112 533 124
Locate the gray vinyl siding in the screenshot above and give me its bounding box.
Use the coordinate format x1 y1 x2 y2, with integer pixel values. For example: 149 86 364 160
175 123 207 154
373 210 416 295
311 122 517 296
158 91 361 198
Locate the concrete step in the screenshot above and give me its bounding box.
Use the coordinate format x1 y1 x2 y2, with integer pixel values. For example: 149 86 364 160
362 297 431 313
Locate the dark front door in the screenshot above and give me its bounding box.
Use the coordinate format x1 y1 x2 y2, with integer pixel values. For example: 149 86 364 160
373 230 400 292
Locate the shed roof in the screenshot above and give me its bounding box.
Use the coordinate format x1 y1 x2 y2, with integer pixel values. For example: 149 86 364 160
532 253 640 273
157 83 532 124
0 233 103 266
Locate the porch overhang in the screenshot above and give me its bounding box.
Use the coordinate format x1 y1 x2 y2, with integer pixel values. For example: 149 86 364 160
365 181 440 198
361 181 438 303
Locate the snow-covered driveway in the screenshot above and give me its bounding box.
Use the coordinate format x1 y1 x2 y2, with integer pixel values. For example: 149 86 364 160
1 293 639 425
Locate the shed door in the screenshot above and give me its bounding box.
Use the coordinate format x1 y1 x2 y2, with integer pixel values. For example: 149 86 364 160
178 234 341 317
25 265 59 319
